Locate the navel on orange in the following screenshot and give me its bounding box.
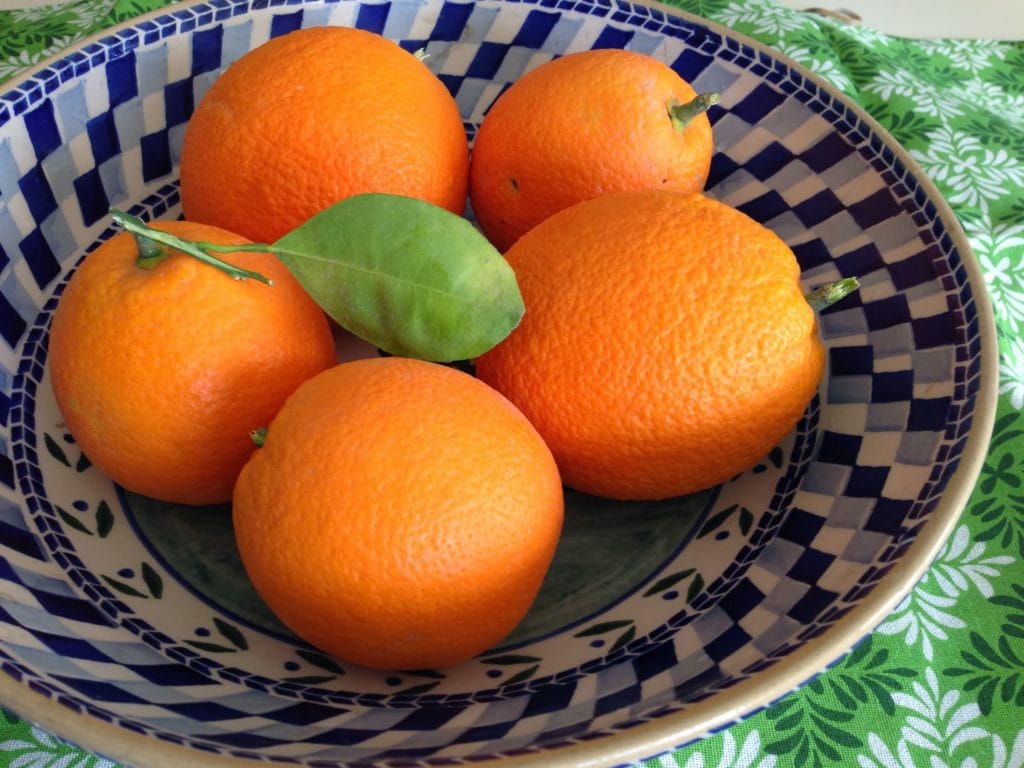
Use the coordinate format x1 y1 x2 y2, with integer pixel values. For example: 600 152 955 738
474 190 825 501
48 220 337 506
180 26 469 243
469 48 715 251
232 357 564 670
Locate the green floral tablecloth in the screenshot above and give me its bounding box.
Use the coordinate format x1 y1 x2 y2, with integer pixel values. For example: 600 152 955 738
1 0 1022 766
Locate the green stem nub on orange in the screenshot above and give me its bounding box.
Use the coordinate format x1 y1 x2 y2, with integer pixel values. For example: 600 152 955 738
668 92 720 132
805 277 860 311
110 209 273 285
250 427 268 448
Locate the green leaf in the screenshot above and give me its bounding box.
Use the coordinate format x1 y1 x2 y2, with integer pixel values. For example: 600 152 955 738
769 696 800 717
992 595 1024 612
773 708 804 732
978 677 998 715
272 194 524 362
766 731 805 754
56 506 92 535
296 649 345 674
75 452 92 472
863 678 896 715
213 617 248 650
1000 673 1019 703
141 562 163 599
971 632 1009 668
44 433 71 467
95 500 114 538
643 568 695 597
811 712 861 745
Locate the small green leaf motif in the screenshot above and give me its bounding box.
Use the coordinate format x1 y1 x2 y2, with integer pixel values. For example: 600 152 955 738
687 573 706 604
141 562 163 599
272 194 524 362
281 675 336 685
573 619 636 654
480 654 542 665
44 433 71 467
481 654 542 687
643 568 696 597
75 452 92 472
697 503 754 540
296 649 345 674
502 664 540 686
185 640 240 653
400 668 446 679
56 505 92 535
393 681 442 696
95 500 114 538
212 617 248 650
573 620 633 638
101 575 148 599
101 562 161 599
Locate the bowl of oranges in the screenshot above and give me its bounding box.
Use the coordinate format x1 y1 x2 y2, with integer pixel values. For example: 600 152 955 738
0 0 997 766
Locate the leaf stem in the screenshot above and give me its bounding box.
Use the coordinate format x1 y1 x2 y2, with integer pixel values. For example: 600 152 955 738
109 209 274 285
805 277 860 311
667 92 720 132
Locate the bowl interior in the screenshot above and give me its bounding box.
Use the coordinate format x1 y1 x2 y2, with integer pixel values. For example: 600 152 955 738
0 0 992 765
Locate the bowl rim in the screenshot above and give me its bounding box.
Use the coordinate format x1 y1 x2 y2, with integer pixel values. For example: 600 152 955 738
0 0 1000 765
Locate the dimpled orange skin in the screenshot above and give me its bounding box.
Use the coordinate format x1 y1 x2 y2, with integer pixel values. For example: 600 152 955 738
469 48 715 252
232 357 564 671
474 190 825 501
180 26 469 244
48 221 337 506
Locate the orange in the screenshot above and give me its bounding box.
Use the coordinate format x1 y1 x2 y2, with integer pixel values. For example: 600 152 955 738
474 190 825 501
232 357 564 670
469 48 715 251
48 220 337 506
179 26 469 243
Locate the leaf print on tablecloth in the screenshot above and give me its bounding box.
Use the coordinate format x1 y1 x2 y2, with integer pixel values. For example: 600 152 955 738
0 722 118 767
856 669 1000 768
945 631 1024 715
642 730 777 768
876 525 1012 660
964 221 1024 330
714 0 809 40
998 336 1024 410
918 39 1006 74
756 634 912 766
775 42 855 94
863 71 964 118
910 126 1024 215
989 46 1024 98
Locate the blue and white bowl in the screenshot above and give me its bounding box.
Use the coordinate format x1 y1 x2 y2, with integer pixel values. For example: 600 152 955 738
0 0 998 765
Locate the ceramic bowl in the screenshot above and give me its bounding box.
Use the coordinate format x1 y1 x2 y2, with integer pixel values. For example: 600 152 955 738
0 0 998 765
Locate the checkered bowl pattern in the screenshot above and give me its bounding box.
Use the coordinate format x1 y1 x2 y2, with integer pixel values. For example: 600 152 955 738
0 0 997 766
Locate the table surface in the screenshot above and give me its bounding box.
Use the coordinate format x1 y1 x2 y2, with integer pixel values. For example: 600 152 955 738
1 1 1022 766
